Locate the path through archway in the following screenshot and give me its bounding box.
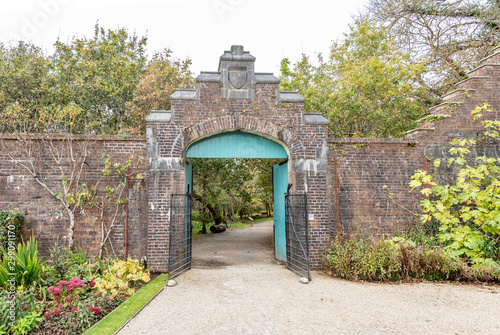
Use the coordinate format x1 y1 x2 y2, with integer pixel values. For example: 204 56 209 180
192 220 275 268
184 131 289 267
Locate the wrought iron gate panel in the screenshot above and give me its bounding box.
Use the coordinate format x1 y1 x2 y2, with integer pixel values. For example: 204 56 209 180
285 193 311 281
168 193 192 278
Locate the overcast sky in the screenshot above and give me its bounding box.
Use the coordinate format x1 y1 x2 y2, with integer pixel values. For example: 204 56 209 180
0 0 367 75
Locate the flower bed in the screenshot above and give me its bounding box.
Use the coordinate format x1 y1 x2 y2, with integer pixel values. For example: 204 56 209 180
0 237 151 334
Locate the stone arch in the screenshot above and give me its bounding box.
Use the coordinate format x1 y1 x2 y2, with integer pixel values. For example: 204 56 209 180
180 115 304 158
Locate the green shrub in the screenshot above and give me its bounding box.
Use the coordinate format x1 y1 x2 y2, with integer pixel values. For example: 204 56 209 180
94 259 150 299
43 242 92 287
0 211 24 252
481 233 500 262
410 104 500 266
0 238 43 289
324 235 400 281
0 289 43 335
324 234 500 282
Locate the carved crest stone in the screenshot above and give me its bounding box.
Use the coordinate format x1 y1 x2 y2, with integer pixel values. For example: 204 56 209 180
219 46 256 99
228 67 247 89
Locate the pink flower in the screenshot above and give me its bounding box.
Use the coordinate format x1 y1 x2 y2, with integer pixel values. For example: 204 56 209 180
71 307 78 312
81 283 87 287
89 306 100 316
58 280 69 286
69 277 82 288
88 280 96 288
43 312 51 319
55 297 60 303
47 286 55 293
58 304 64 309
53 287 62 294
64 297 71 303
53 308 61 315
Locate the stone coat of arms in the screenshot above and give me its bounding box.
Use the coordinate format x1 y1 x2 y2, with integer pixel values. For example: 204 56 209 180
228 67 248 89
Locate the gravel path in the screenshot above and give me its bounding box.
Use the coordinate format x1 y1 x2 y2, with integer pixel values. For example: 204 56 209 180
118 220 500 335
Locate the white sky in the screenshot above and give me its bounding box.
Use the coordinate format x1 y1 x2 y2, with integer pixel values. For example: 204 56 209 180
0 0 367 75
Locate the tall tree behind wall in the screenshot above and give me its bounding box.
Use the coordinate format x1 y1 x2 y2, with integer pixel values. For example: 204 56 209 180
0 41 53 131
1 24 194 135
127 48 195 135
366 0 500 103
280 19 427 138
50 24 148 134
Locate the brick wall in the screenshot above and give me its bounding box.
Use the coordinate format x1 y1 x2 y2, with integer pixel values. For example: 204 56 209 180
0 135 148 260
328 138 424 237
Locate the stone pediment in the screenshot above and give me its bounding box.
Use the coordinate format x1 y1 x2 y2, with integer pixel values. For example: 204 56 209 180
219 45 256 99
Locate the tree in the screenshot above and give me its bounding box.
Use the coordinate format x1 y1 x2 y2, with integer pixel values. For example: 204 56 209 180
50 24 148 134
188 158 278 233
367 0 500 102
127 48 194 134
189 158 253 231
280 19 427 137
246 159 281 216
0 41 52 129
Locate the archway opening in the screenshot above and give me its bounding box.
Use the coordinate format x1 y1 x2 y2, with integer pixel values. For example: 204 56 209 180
184 131 289 266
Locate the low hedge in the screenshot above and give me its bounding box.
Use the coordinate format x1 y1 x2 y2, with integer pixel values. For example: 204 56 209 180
324 235 500 282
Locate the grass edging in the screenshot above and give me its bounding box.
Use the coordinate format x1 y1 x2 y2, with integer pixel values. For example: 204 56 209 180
84 273 169 335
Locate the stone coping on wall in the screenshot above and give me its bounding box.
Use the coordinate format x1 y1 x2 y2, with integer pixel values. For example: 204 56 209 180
0 134 146 142
145 110 172 123
196 71 280 84
303 113 330 125
329 137 417 145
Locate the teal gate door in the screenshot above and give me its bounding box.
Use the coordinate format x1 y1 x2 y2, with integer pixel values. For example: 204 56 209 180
273 161 288 262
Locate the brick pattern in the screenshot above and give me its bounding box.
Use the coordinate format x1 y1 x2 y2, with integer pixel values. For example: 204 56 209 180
328 139 424 237
147 80 330 270
0 135 148 260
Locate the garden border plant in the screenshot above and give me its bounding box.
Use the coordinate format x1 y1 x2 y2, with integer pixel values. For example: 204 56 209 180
0 236 153 334
411 104 500 269
325 104 500 283
84 273 169 335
